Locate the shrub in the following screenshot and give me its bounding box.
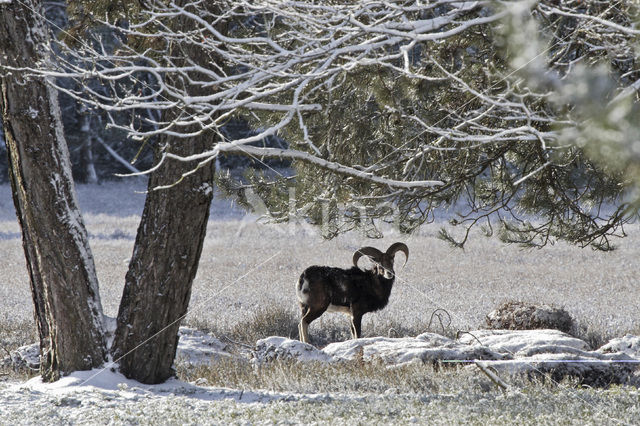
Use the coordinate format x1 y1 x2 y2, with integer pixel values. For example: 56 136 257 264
486 301 574 333
0 319 38 381
228 306 299 344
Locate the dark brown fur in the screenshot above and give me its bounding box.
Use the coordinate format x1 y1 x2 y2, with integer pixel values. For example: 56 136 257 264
296 243 408 344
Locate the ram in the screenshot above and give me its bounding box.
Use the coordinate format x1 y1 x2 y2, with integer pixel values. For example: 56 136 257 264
296 242 409 344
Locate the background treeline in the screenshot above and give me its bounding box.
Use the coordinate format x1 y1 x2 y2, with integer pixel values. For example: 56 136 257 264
0 3 288 184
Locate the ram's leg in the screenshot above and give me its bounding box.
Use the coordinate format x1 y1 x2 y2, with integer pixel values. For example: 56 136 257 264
350 313 363 339
298 305 311 343
299 305 326 344
299 321 310 344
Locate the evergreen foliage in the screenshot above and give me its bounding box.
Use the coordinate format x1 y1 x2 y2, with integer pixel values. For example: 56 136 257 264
236 1 640 250
30 0 640 249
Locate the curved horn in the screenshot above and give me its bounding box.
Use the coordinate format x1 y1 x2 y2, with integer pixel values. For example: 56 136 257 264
353 247 383 267
386 242 409 266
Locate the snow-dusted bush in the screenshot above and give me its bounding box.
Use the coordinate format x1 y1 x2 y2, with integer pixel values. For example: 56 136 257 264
0 343 39 379
486 301 574 333
0 318 38 380
229 306 299 344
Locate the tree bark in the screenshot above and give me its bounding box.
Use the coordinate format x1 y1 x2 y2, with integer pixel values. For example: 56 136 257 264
80 107 98 184
110 0 223 384
111 133 214 383
0 0 106 381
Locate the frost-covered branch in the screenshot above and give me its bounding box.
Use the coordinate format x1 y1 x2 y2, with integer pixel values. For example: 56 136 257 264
23 0 640 248
31 0 512 183
171 145 445 189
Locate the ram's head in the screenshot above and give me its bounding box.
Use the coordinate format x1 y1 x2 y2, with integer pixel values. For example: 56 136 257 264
353 242 409 279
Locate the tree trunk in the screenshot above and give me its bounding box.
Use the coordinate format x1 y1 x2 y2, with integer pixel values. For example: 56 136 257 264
0 0 106 381
80 107 98 184
111 134 214 383
110 0 222 384
82 136 99 184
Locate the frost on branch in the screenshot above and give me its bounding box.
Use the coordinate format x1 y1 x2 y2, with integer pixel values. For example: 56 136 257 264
39 0 640 247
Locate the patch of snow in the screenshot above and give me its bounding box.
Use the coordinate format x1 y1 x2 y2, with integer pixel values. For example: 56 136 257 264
324 335 502 366
26 107 38 119
2 326 236 371
11 368 297 404
597 335 640 359
102 315 117 351
176 327 234 365
253 336 334 364
0 343 39 371
21 368 145 394
457 329 589 356
455 330 638 386
254 331 639 386
198 182 213 197
479 351 638 387
415 331 458 345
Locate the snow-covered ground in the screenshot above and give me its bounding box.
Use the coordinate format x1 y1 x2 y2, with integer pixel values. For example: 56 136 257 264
1 181 640 423
7 365 638 425
2 327 640 424
255 330 640 385
1 180 639 337
0 368 335 424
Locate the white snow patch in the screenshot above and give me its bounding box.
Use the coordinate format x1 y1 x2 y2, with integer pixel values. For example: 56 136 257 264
453 330 638 384
198 182 213 197
457 329 590 356
597 335 640 359
0 343 40 371
8 368 298 404
20 368 147 395
253 336 334 363
477 351 638 385
415 331 458 345
324 334 502 366
102 314 117 351
2 326 236 371
175 327 234 365
251 332 639 386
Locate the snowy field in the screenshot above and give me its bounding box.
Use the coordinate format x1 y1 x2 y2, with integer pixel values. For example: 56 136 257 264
1 181 640 424
2 180 638 339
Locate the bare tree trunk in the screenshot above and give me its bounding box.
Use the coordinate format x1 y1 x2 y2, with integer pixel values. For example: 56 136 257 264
0 0 106 381
80 107 98 184
82 136 99 184
111 134 214 383
110 0 222 384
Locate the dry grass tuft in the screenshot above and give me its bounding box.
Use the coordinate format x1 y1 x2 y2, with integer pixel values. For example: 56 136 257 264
227 306 300 345
571 320 617 350
184 306 300 346
0 318 38 382
486 301 574 334
176 357 440 394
